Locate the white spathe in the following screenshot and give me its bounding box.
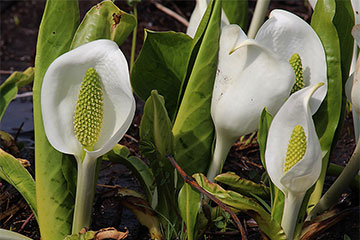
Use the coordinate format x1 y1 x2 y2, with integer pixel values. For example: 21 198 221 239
265 83 323 240
186 0 229 38
207 9 327 180
41 39 136 161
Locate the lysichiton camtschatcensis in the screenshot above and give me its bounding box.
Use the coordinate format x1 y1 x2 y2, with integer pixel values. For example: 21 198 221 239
265 83 324 240
207 9 326 181
41 39 135 233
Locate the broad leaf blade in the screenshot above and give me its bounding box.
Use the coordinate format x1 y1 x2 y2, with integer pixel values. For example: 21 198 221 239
172 0 221 177
33 0 79 239
131 31 193 119
178 183 201 240
194 173 286 240
0 67 34 121
70 0 136 49
310 0 354 209
0 148 37 221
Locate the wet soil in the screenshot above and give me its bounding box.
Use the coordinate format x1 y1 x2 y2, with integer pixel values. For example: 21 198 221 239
0 1 359 240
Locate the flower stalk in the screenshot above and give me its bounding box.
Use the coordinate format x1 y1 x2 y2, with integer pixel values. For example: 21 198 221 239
72 154 98 233
247 0 270 39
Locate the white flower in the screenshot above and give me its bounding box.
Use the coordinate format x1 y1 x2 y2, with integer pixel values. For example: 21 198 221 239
265 83 324 240
207 9 326 180
41 39 135 162
41 39 135 233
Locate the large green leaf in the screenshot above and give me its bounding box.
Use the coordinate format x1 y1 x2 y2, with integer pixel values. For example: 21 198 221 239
102 144 156 203
194 173 287 240
0 148 37 221
139 90 178 229
70 0 136 49
257 108 284 224
309 0 354 208
131 31 192 119
33 0 79 239
222 0 248 31
178 183 201 240
0 67 34 121
172 0 221 177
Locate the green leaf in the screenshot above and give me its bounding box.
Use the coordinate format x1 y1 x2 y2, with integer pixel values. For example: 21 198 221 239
222 0 248 31
102 144 155 203
70 0 136 49
309 0 353 210
172 0 221 177
0 148 37 221
178 183 201 240
0 229 33 240
214 172 269 199
0 67 34 121
33 0 79 239
131 31 193 119
257 108 284 224
139 90 178 228
194 173 287 240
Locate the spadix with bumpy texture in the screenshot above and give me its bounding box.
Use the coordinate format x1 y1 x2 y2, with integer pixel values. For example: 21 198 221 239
284 125 307 172
74 67 104 148
289 53 305 94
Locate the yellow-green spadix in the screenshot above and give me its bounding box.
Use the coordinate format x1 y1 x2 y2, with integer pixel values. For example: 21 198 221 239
41 39 135 162
265 83 323 240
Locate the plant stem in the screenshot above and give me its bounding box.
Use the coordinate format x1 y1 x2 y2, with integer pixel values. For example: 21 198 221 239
130 4 138 73
308 140 360 220
206 134 234 181
281 191 305 240
72 154 98 234
247 0 270 39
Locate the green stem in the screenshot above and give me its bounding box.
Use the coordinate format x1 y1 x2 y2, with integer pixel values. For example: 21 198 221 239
308 140 360 220
281 191 305 240
72 153 98 234
130 4 138 73
206 134 235 181
247 0 270 39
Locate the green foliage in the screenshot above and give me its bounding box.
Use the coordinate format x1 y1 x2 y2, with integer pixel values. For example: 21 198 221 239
178 183 201 240
131 31 193 119
70 0 136 49
214 172 270 199
0 229 33 240
310 0 354 210
0 67 34 121
33 0 80 239
222 0 248 31
172 0 221 177
0 148 37 221
102 144 156 203
139 90 178 230
194 173 287 240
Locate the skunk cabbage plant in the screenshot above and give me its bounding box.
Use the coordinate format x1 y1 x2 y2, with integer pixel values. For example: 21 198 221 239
265 83 324 240
207 9 326 180
41 39 135 233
